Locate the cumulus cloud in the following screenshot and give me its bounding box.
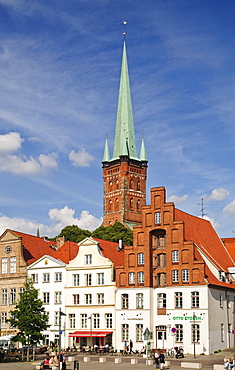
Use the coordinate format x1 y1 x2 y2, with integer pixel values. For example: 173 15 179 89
0 206 103 238
206 188 230 201
223 199 235 217
0 132 58 175
69 148 94 167
168 194 188 204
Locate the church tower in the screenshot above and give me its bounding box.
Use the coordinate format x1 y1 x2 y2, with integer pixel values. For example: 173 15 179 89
102 39 148 228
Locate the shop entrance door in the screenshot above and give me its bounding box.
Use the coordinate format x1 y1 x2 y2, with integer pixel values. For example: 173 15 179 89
156 326 167 349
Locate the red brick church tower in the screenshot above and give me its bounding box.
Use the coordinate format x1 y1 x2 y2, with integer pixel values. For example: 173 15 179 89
102 39 148 228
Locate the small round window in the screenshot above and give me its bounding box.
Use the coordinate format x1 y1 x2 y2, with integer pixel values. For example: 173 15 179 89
5 246 12 253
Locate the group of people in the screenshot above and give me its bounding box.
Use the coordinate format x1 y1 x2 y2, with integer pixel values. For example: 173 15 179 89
154 349 165 369
40 351 66 369
224 356 235 369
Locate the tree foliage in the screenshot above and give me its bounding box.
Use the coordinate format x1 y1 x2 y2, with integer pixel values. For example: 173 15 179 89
57 222 133 245
7 279 49 361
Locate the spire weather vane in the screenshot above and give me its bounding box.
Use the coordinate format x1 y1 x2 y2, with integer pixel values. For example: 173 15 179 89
123 20 127 38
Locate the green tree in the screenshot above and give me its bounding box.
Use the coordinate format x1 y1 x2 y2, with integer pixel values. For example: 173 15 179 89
92 222 133 245
7 279 49 362
57 224 91 242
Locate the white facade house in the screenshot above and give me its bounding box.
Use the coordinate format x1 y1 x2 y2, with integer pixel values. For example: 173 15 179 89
65 237 117 349
28 255 66 347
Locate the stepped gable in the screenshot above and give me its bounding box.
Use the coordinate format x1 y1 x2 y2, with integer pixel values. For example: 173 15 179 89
52 240 79 264
93 238 125 267
12 230 56 265
175 209 235 272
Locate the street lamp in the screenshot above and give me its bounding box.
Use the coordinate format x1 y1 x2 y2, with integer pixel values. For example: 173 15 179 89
88 315 92 353
58 307 66 370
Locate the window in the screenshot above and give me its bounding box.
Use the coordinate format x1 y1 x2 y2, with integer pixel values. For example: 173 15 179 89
227 295 231 308
93 314 100 329
172 270 179 283
155 212 161 224
73 274 80 286
228 323 232 333
138 272 144 284
157 293 166 308
81 314 87 328
85 294 92 305
122 324 129 341
10 257 16 273
157 253 166 267
2 258 7 274
10 288 16 304
176 324 183 342
137 181 141 191
55 272 62 282
86 274 92 286
19 287 24 294
54 311 60 326
138 253 144 265
106 313 112 329
54 292 62 304
182 269 189 282
116 180 119 189
115 198 119 211
97 293 104 305
73 294 80 305
1 312 7 329
43 292 50 304
97 273 104 285
130 179 133 189
122 294 129 309
69 314 75 329
2 289 7 305
172 250 179 263
220 295 223 308
130 198 134 210
43 273 50 283
175 292 183 308
191 291 199 308
192 324 200 343
136 293 144 309
129 272 135 285
157 273 166 287
85 254 92 265
31 274 38 283
136 324 143 341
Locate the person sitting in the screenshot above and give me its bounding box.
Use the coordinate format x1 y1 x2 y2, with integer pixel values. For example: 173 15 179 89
224 356 230 369
40 354 50 369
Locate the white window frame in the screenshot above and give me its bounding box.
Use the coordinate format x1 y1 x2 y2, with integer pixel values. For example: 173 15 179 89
43 292 50 304
97 273 104 285
172 250 179 263
85 294 92 305
81 314 87 328
182 269 189 282
136 324 143 342
138 253 144 265
2 258 7 274
10 288 16 305
43 273 50 283
175 292 183 308
55 272 62 282
106 313 112 329
191 291 199 308
1 312 7 329
122 324 129 341
85 254 92 265
129 272 135 285
136 293 144 309
138 272 144 284
2 289 7 305
54 291 62 304
155 212 161 224
10 257 16 273
93 313 100 329
73 274 80 286
97 293 104 305
86 274 92 286
69 314 76 329
122 294 129 309
172 270 179 283
176 324 183 342
157 293 166 308
73 294 80 305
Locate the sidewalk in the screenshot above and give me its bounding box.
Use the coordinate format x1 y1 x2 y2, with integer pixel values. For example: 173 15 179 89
0 349 233 370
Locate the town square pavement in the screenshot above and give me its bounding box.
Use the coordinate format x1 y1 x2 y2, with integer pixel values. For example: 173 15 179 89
0 350 232 370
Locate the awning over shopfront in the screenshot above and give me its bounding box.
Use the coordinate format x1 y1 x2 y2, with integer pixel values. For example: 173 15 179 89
69 331 112 338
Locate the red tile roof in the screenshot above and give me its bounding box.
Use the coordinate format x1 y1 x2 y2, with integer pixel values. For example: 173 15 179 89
11 230 56 265
93 238 125 267
51 240 79 263
222 238 235 262
174 209 235 272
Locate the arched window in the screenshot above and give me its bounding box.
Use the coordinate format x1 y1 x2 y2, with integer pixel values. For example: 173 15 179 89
115 198 119 211
109 200 113 213
130 198 134 210
116 180 119 189
109 181 113 191
137 199 141 211
130 179 133 189
137 181 141 191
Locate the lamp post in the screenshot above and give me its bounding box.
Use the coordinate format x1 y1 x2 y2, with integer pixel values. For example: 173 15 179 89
88 315 92 353
58 307 66 370
193 312 196 358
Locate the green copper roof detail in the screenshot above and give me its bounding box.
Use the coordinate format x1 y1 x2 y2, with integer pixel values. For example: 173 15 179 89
112 41 139 161
103 136 110 162
140 136 148 161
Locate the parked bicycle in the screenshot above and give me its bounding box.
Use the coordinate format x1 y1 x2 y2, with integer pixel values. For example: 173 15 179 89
166 348 175 358
174 346 184 359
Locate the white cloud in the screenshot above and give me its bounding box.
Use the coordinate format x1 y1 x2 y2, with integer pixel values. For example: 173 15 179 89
206 188 230 201
0 132 23 153
168 194 188 204
69 148 94 167
0 132 58 175
223 199 235 217
0 206 103 238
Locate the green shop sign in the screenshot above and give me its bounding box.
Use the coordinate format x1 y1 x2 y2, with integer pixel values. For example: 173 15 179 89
172 316 202 321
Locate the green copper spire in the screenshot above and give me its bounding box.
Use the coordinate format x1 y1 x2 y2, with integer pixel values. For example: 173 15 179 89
103 136 110 162
140 136 147 161
112 41 138 161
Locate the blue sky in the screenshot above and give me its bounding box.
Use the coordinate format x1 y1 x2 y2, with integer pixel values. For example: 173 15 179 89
0 0 235 238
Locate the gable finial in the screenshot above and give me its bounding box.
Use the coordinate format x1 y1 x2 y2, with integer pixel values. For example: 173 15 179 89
123 20 127 39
